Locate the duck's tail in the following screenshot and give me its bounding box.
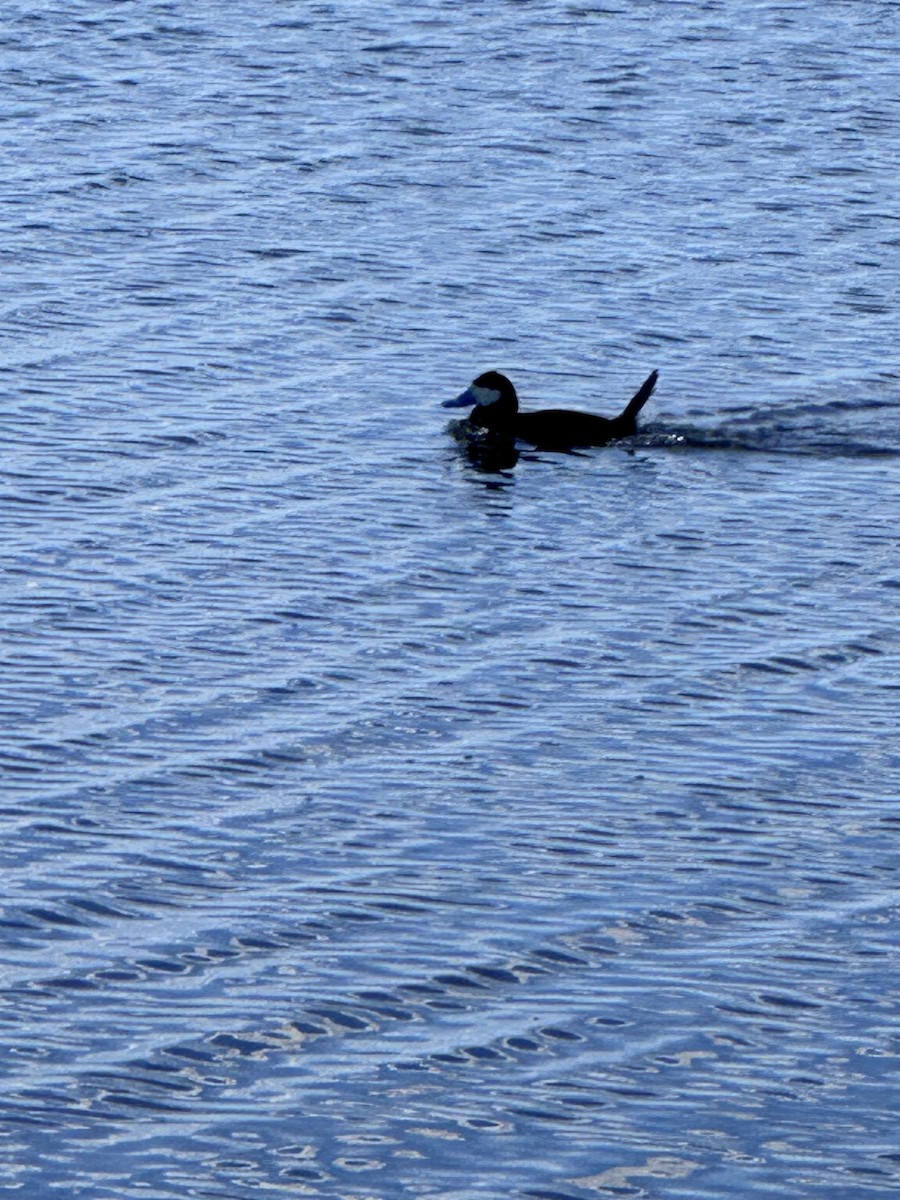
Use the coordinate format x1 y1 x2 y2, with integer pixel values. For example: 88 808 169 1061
617 369 658 434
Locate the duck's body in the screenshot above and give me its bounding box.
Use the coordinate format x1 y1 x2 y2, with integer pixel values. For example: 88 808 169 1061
443 369 658 450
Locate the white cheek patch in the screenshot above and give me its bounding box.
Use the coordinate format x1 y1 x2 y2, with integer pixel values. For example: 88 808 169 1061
471 384 500 407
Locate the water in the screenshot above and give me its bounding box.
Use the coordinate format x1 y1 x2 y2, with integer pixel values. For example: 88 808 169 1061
1 2 898 1197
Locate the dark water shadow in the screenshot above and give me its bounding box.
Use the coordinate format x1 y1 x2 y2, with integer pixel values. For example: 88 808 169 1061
636 420 900 459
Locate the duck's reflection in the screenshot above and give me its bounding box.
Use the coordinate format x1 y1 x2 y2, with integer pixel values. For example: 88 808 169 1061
448 418 520 473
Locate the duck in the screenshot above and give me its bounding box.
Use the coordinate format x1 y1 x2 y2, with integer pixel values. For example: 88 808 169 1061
443 368 658 450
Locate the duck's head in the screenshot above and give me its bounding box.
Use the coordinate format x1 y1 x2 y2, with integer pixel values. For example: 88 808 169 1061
442 371 519 424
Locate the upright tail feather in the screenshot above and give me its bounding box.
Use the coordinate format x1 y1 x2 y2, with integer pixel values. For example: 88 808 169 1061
618 369 658 432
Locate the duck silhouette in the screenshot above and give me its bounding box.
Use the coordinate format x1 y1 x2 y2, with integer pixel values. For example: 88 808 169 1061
444 369 658 450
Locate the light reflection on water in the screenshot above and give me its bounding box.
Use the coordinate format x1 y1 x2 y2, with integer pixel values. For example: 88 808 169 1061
1 1 898 1197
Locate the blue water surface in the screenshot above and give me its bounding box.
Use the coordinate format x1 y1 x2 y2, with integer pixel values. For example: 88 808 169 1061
1 2 898 1197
